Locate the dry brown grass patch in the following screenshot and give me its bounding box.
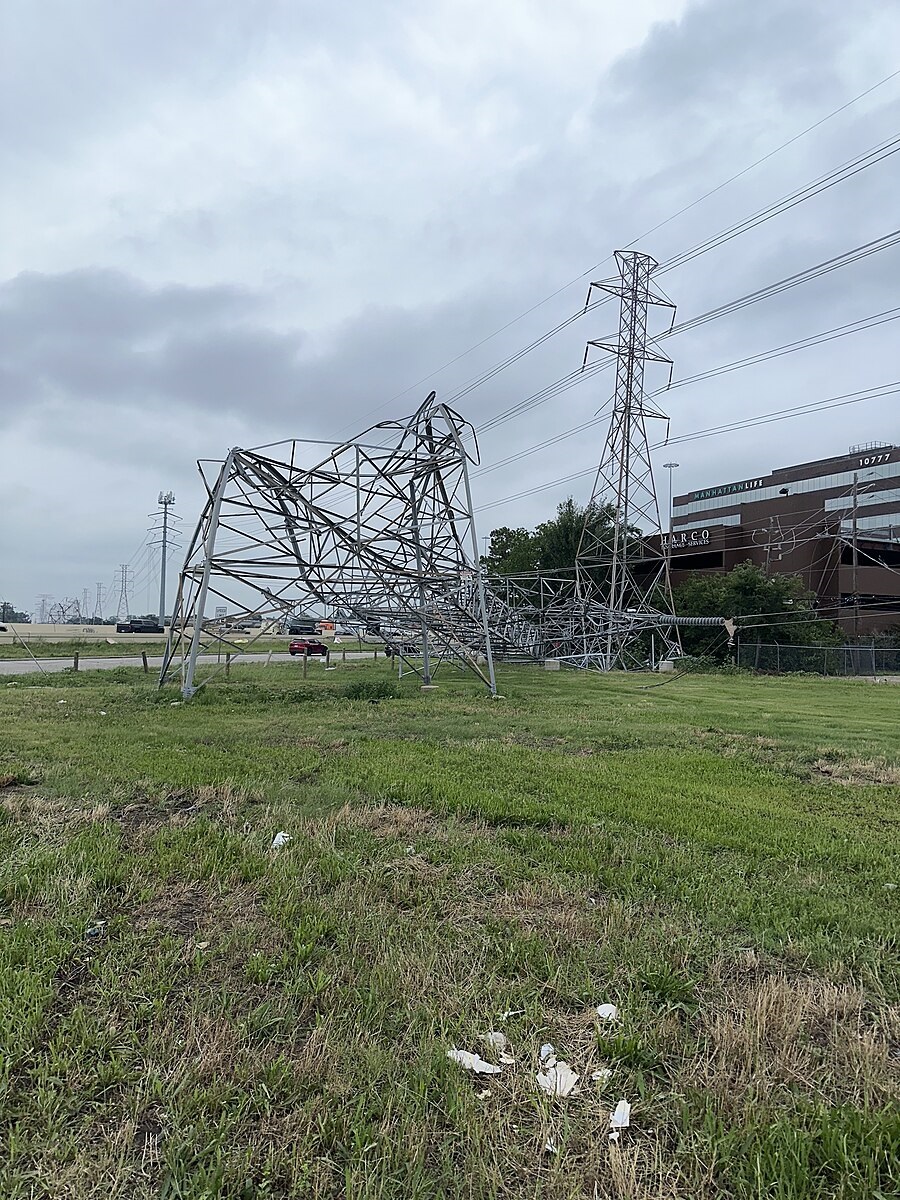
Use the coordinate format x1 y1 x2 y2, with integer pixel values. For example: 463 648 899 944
811 756 900 785
684 962 899 1109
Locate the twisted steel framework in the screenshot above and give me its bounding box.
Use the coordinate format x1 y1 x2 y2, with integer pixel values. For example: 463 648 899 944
159 394 501 696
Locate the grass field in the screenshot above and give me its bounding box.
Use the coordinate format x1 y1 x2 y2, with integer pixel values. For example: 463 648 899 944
0 662 897 1199
0 637 296 660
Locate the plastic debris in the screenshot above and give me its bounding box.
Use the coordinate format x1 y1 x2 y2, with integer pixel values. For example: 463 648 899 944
271 831 291 850
596 1003 618 1021
57 700 66 705
99 710 108 716
85 919 107 938
499 1007 525 1021
169 701 183 706
609 1098 631 1141
447 1048 502 1075
483 1031 508 1051
476 1088 492 1100
195 941 210 950
500 1051 515 1065
544 1136 558 1155
536 1046 579 1098
591 1067 613 1082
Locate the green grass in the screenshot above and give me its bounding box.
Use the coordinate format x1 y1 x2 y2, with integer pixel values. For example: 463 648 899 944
0 662 897 1198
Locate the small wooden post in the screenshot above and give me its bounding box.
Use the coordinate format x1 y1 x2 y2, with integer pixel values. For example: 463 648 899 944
265 650 273 666
225 653 231 677
303 649 308 678
141 651 148 674
73 652 79 671
342 647 346 662
326 648 331 666
374 648 378 660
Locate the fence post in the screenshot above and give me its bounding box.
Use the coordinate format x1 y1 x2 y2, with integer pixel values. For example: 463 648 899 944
141 651 148 674
303 649 308 678
265 650 273 666
73 652 79 672
225 653 231 677
872 639 877 678
823 648 828 676
342 647 346 662
374 648 378 660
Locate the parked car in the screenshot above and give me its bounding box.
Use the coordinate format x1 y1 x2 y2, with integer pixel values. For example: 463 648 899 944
289 639 328 656
116 620 164 633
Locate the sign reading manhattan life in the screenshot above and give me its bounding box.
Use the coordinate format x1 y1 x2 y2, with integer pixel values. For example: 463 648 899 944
692 477 765 502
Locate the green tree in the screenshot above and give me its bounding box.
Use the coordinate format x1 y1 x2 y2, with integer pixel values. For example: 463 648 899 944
674 562 841 658
481 526 539 576
0 602 30 623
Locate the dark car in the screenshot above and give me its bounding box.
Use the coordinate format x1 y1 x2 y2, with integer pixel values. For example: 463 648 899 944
289 639 328 656
117 620 164 634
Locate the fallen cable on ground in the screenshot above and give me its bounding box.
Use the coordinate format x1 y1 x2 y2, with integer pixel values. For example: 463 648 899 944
447 1048 502 1075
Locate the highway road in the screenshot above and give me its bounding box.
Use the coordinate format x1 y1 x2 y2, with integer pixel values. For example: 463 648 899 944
0 651 376 677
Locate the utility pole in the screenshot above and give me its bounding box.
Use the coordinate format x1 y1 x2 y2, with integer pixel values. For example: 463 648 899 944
94 582 104 622
851 471 859 643
663 461 679 564
154 491 176 625
37 594 53 624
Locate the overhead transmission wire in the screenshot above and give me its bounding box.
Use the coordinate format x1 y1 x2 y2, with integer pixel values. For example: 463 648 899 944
472 226 900 442
330 68 900 437
473 305 900 476
474 381 900 512
453 129 900 412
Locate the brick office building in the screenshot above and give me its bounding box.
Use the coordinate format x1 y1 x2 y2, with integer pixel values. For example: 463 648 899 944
665 443 900 635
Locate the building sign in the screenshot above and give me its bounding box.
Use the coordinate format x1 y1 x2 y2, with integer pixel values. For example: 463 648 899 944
692 477 764 502
663 528 711 549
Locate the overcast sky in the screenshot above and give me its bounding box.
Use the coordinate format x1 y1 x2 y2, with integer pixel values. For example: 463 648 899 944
2 0 899 616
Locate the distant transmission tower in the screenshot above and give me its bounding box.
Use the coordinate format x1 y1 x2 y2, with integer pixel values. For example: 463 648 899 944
81 589 91 621
576 250 679 668
94 582 104 622
37 594 53 624
116 565 130 622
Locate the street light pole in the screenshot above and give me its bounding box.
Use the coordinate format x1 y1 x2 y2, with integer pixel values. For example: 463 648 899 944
663 462 679 560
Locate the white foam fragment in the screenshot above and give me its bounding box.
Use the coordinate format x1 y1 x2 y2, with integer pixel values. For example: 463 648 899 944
447 1048 502 1075
596 1003 618 1021
591 1067 613 1082
536 1060 579 1098
271 831 291 849
609 1098 631 1140
483 1031 508 1051
539 1043 557 1068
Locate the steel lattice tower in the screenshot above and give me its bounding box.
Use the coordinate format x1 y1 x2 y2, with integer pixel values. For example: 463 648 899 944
575 250 679 668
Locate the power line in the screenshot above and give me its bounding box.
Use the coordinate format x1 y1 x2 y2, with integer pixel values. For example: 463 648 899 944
473 308 900 476
474 381 900 512
330 68 900 436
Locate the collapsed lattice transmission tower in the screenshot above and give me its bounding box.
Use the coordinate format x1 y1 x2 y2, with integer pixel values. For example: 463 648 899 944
160 394 499 697
574 249 682 668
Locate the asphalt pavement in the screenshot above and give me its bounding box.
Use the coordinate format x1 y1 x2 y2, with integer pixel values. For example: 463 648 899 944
0 650 375 677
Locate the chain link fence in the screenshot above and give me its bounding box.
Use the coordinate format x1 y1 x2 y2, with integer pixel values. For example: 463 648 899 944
736 642 900 676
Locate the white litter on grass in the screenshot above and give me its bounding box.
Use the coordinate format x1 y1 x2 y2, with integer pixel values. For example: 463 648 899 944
596 1003 618 1021
57 700 66 705
447 1048 502 1075
591 1068 613 1082
536 1049 579 1099
169 701 182 706
609 1098 631 1142
483 1031 508 1051
99 711 108 716
476 1088 492 1100
499 1052 515 1065
271 831 291 850
499 1008 525 1021
544 1136 558 1155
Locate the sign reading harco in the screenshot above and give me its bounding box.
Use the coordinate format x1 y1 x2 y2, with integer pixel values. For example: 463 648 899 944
663 528 711 549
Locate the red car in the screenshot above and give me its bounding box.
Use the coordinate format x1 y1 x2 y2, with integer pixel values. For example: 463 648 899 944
289 639 328 656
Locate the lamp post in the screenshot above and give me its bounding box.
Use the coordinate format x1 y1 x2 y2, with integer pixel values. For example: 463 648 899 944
663 463 679 558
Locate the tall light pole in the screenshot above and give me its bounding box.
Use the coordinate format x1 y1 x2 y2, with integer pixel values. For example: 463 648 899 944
157 491 175 626
663 462 679 546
